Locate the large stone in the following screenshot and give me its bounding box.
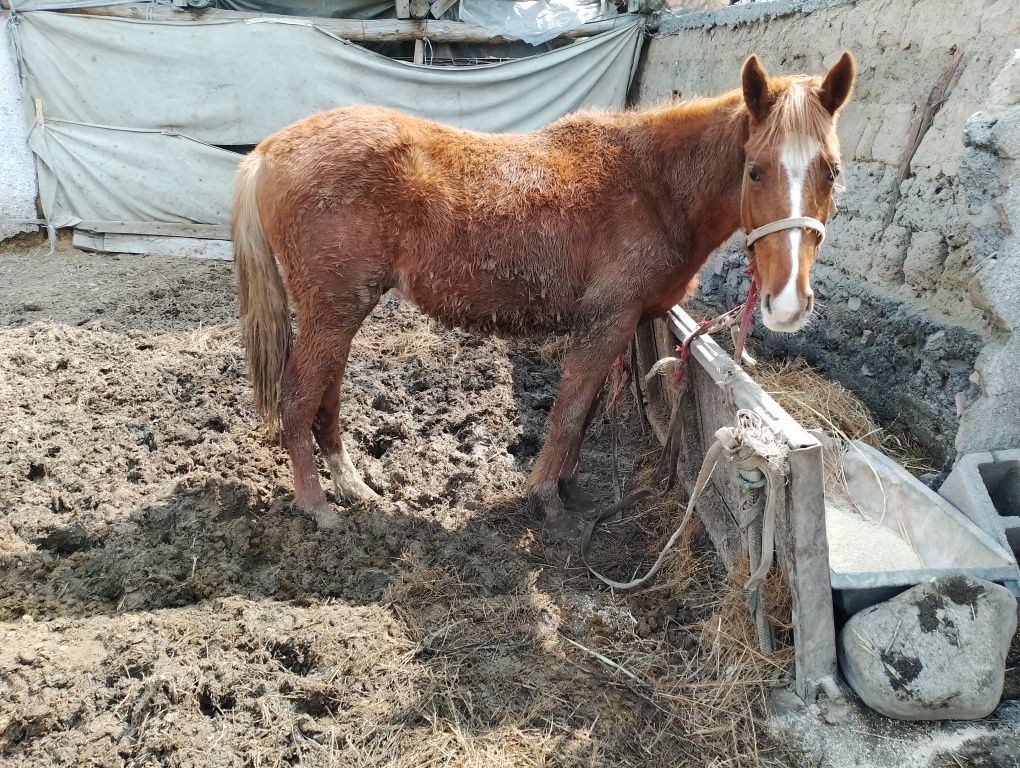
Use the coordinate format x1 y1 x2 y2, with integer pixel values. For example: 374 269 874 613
839 576 1017 721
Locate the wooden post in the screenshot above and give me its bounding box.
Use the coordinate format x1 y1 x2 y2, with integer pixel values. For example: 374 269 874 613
413 38 426 64
395 0 411 19
782 444 840 703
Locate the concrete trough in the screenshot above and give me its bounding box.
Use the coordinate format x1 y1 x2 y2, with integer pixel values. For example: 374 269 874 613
829 442 1020 618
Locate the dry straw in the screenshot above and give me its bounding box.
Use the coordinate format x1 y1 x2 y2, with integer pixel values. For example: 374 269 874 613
751 359 934 476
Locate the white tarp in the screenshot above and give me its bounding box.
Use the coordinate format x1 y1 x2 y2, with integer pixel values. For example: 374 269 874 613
0 17 37 239
13 11 643 227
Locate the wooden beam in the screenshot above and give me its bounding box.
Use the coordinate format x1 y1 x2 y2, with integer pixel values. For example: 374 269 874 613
394 0 411 19
3 218 47 226
67 5 636 44
73 230 233 260
666 307 817 449
76 220 230 240
409 0 430 19
782 444 840 704
413 38 426 64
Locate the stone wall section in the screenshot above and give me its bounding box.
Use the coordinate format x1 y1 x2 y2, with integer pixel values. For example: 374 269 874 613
635 0 1020 468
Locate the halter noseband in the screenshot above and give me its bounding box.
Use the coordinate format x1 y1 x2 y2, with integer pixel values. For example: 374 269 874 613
745 216 826 249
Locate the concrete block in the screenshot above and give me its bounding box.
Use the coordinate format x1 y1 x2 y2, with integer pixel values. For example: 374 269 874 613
939 450 1020 592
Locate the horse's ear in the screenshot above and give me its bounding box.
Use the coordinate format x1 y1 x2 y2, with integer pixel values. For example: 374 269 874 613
820 51 856 115
741 55 774 122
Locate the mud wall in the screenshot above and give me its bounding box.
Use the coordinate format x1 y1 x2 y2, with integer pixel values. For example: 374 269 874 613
635 0 1020 470
0 17 37 241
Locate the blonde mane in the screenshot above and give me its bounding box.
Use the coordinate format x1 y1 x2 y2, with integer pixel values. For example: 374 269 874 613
755 75 840 161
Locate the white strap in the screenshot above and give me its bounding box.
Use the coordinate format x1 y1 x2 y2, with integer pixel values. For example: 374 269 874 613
746 216 826 248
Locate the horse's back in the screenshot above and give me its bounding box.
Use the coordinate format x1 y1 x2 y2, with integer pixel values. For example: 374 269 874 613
252 105 639 335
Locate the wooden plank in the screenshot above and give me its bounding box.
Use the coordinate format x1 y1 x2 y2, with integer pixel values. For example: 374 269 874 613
667 306 817 449
689 357 745 567
642 306 836 704
71 230 105 252
73 230 233 260
429 0 458 20
413 38 425 64
3 218 47 226
394 0 411 19
68 5 636 44
77 220 230 240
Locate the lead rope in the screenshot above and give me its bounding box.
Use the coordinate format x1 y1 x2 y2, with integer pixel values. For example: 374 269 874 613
581 410 787 591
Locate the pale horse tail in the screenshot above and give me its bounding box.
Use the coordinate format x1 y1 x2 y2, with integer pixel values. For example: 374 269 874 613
232 153 291 434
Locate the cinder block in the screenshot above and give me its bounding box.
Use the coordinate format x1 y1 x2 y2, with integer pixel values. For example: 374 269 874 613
939 450 1020 594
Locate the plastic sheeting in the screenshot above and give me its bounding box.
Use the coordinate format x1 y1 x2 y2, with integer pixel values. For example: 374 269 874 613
7 0 138 10
13 11 643 227
29 121 239 227
9 0 395 16
459 0 614 44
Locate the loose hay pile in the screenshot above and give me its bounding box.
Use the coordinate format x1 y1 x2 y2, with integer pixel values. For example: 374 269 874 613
0 239 796 767
751 359 935 476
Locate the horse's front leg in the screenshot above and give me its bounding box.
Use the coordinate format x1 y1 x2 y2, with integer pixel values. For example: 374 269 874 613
557 392 603 512
528 307 640 528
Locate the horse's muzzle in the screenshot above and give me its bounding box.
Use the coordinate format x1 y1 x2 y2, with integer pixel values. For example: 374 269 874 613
761 291 813 333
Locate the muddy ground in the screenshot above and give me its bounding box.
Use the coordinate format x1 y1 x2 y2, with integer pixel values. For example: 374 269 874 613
0 235 1017 767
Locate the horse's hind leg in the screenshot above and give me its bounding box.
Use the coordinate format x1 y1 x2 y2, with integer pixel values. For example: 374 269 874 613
281 328 339 529
313 343 379 506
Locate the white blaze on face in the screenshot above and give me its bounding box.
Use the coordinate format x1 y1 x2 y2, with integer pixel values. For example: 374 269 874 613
772 92 821 324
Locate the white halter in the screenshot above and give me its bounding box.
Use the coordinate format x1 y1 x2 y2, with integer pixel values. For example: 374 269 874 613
745 216 826 249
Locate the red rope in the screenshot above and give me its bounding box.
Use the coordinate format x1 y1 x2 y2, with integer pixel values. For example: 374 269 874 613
671 256 759 388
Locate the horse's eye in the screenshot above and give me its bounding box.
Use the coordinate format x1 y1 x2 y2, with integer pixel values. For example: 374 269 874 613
748 167 762 183
827 166 841 183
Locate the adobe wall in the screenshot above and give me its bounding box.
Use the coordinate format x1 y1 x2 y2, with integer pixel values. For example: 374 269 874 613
634 0 1020 469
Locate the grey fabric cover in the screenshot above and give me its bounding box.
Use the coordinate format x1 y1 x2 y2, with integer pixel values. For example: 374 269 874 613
212 0 395 19
13 11 643 227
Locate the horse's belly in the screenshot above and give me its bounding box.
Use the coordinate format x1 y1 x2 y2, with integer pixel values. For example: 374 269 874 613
395 266 574 336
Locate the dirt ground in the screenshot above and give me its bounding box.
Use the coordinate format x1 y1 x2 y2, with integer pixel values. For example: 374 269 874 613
0 235 792 767
1 235 1017 767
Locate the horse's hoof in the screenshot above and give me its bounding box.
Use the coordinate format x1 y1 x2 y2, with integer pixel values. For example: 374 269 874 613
328 450 382 505
314 508 344 530
559 479 595 513
528 494 578 537
336 479 381 505
294 499 344 531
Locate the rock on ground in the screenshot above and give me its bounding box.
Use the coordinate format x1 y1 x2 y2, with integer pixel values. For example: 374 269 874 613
839 575 1018 721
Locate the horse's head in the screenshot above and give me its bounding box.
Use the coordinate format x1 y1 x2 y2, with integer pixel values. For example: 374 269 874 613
740 52 856 332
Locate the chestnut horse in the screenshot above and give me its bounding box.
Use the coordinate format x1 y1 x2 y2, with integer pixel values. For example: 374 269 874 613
233 52 856 530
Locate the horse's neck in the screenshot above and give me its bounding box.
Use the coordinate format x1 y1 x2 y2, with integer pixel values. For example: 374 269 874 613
633 96 749 252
